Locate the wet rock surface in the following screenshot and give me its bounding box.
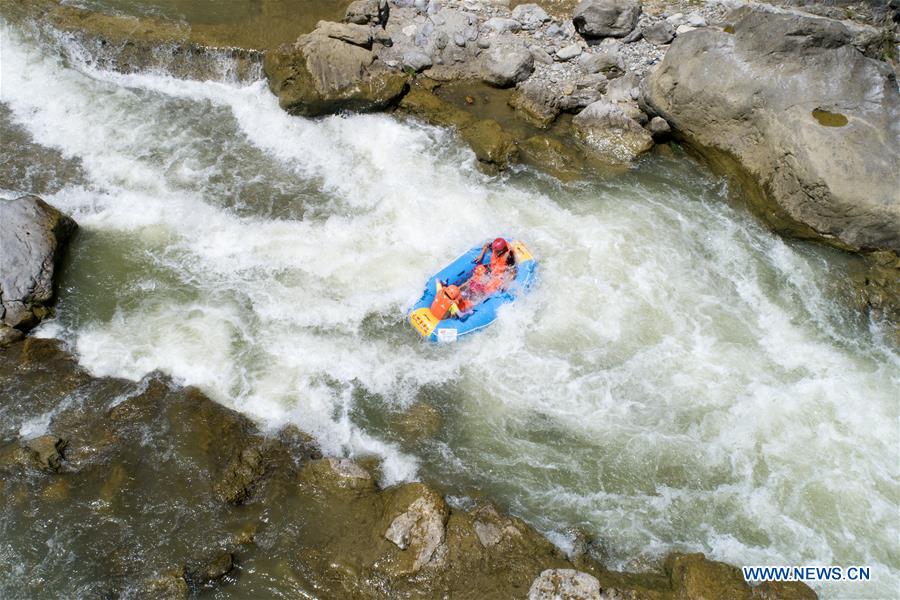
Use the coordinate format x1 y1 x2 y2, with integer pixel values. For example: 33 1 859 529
0 338 818 598
0 195 77 332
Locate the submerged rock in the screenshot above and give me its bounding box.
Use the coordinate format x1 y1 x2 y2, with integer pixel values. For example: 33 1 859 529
186 552 234 589
643 6 900 252
573 0 642 39
0 195 77 331
665 553 817 600
519 135 588 181
0 435 68 473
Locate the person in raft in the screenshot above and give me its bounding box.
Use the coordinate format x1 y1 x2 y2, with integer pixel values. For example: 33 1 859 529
430 284 464 320
474 237 517 295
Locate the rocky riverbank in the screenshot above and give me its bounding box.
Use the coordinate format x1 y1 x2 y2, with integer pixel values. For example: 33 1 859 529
1 0 899 595
9 0 897 330
0 335 818 599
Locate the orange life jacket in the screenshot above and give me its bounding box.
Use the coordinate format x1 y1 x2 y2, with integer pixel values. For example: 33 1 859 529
430 289 460 320
490 249 511 276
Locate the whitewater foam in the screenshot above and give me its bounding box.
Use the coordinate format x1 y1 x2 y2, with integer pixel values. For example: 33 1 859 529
2 21 898 597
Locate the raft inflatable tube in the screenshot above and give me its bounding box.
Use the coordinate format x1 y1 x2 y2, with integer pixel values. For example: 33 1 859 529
409 238 537 343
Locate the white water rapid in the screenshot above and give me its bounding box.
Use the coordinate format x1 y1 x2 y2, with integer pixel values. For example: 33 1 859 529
2 22 897 598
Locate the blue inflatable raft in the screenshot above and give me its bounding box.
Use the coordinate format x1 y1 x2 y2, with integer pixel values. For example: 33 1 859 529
409 238 537 343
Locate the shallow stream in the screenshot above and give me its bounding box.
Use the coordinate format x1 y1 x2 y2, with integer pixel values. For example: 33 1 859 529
1 16 898 598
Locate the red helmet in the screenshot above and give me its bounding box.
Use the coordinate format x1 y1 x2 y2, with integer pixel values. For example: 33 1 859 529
491 237 508 253
444 285 461 300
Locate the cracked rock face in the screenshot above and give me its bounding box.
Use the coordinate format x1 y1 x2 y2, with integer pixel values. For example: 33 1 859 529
0 195 77 331
644 6 900 252
384 486 449 575
528 568 602 600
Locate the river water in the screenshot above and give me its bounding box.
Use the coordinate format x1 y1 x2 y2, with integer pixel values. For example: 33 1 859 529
1 16 898 599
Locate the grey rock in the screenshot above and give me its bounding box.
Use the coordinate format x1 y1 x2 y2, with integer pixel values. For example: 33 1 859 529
0 195 76 331
531 46 554 64
685 12 706 27
604 72 640 102
573 100 654 163
546 23 566 38
510 79 560 126
480 35 534 86
665 12 684 27
556 43 583 61
621 25 643 43
558 84 604 111
265 33 408 117
643 21 675 45
649 115 671 137
675 24 695 35
402 49 433 71
511 3 551 30
577 48 624 77
345 0 389 26
573 0 641 39
316 20 374 48
384 487 449 575
326 458 372 481
644 6 900 251
528 569 602 600
485 17 521 34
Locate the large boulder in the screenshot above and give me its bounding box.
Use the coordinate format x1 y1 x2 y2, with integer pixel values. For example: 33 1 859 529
264 24 408 117
573 0 642 39
573 100 653 163
480 35 535 87
643 6 900 252
0 195 77 331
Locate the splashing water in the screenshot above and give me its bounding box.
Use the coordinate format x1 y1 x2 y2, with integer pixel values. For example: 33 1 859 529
1 21 897 598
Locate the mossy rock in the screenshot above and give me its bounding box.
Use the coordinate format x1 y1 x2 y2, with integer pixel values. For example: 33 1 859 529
460 119 519 172
519 135 587 182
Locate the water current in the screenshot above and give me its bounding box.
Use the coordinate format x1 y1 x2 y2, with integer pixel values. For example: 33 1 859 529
1 17 898 598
